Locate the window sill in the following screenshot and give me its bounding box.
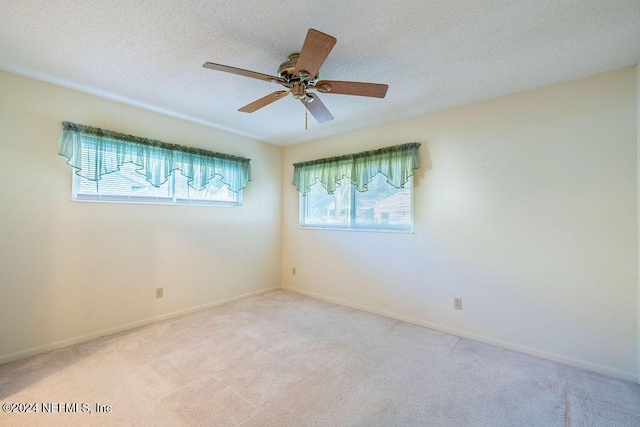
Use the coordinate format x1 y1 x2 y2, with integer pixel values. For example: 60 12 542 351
71 196 240 207
299 225 414 234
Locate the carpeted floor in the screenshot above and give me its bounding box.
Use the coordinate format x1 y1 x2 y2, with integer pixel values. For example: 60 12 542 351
1 290 639 426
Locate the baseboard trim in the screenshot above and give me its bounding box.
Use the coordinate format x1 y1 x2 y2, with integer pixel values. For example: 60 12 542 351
283 286 637 382
0 286 280 366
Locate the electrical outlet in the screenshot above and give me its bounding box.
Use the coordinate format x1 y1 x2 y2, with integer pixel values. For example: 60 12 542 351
454 298 462 310
155 287 164 298
292 267 296 275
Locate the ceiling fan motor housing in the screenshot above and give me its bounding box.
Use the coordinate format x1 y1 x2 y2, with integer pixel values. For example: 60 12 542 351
278 53 317 84
278 53 298 78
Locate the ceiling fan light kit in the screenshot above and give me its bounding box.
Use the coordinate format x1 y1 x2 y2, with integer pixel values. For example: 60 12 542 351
203 29 388 124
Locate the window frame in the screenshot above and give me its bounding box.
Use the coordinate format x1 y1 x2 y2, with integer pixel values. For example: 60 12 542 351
299 175 414 233
71 169 242 207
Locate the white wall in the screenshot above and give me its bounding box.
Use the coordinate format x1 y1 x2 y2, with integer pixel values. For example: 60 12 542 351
282 67 638 380
0 71 282 362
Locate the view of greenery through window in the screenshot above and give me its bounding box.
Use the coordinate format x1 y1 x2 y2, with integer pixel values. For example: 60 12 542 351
302 174 412 231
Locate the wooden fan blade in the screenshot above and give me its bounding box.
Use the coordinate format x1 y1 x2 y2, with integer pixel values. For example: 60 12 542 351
312 80 388 98
203 62 278 82
239 91 289 113
295 29 337 79
301 93 334 123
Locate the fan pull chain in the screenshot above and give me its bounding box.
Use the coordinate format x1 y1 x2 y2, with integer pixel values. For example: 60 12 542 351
305 108 308 130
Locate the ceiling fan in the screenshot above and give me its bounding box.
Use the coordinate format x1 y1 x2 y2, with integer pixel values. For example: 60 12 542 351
202 29 388 124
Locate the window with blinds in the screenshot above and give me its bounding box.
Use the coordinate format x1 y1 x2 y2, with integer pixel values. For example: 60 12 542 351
59 121 249 206
294 143 419 232
300 174 413 232
72 152 241 206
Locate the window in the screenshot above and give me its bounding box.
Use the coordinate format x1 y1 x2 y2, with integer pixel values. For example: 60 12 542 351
58 121 250 206
300 174 413 231
73 163 241 206
293 143 420 232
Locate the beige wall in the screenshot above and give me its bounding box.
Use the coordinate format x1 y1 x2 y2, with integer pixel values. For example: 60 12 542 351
1 66 637 381
637 63 640 384
0 71 282 362
282 67 638 380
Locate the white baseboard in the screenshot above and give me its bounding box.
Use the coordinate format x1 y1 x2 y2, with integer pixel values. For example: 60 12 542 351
0 286 280 366
283 286 637 383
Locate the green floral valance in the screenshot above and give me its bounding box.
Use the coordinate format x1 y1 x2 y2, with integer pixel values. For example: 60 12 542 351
58 122 251 193
292 142 420 195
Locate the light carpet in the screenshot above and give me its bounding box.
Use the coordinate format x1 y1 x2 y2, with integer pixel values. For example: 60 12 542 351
1 290 639 426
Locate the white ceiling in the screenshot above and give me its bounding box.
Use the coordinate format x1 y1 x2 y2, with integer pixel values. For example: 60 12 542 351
1 0 639 146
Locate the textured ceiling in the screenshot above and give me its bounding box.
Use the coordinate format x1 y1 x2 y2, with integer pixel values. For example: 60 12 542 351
1 0 639 146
